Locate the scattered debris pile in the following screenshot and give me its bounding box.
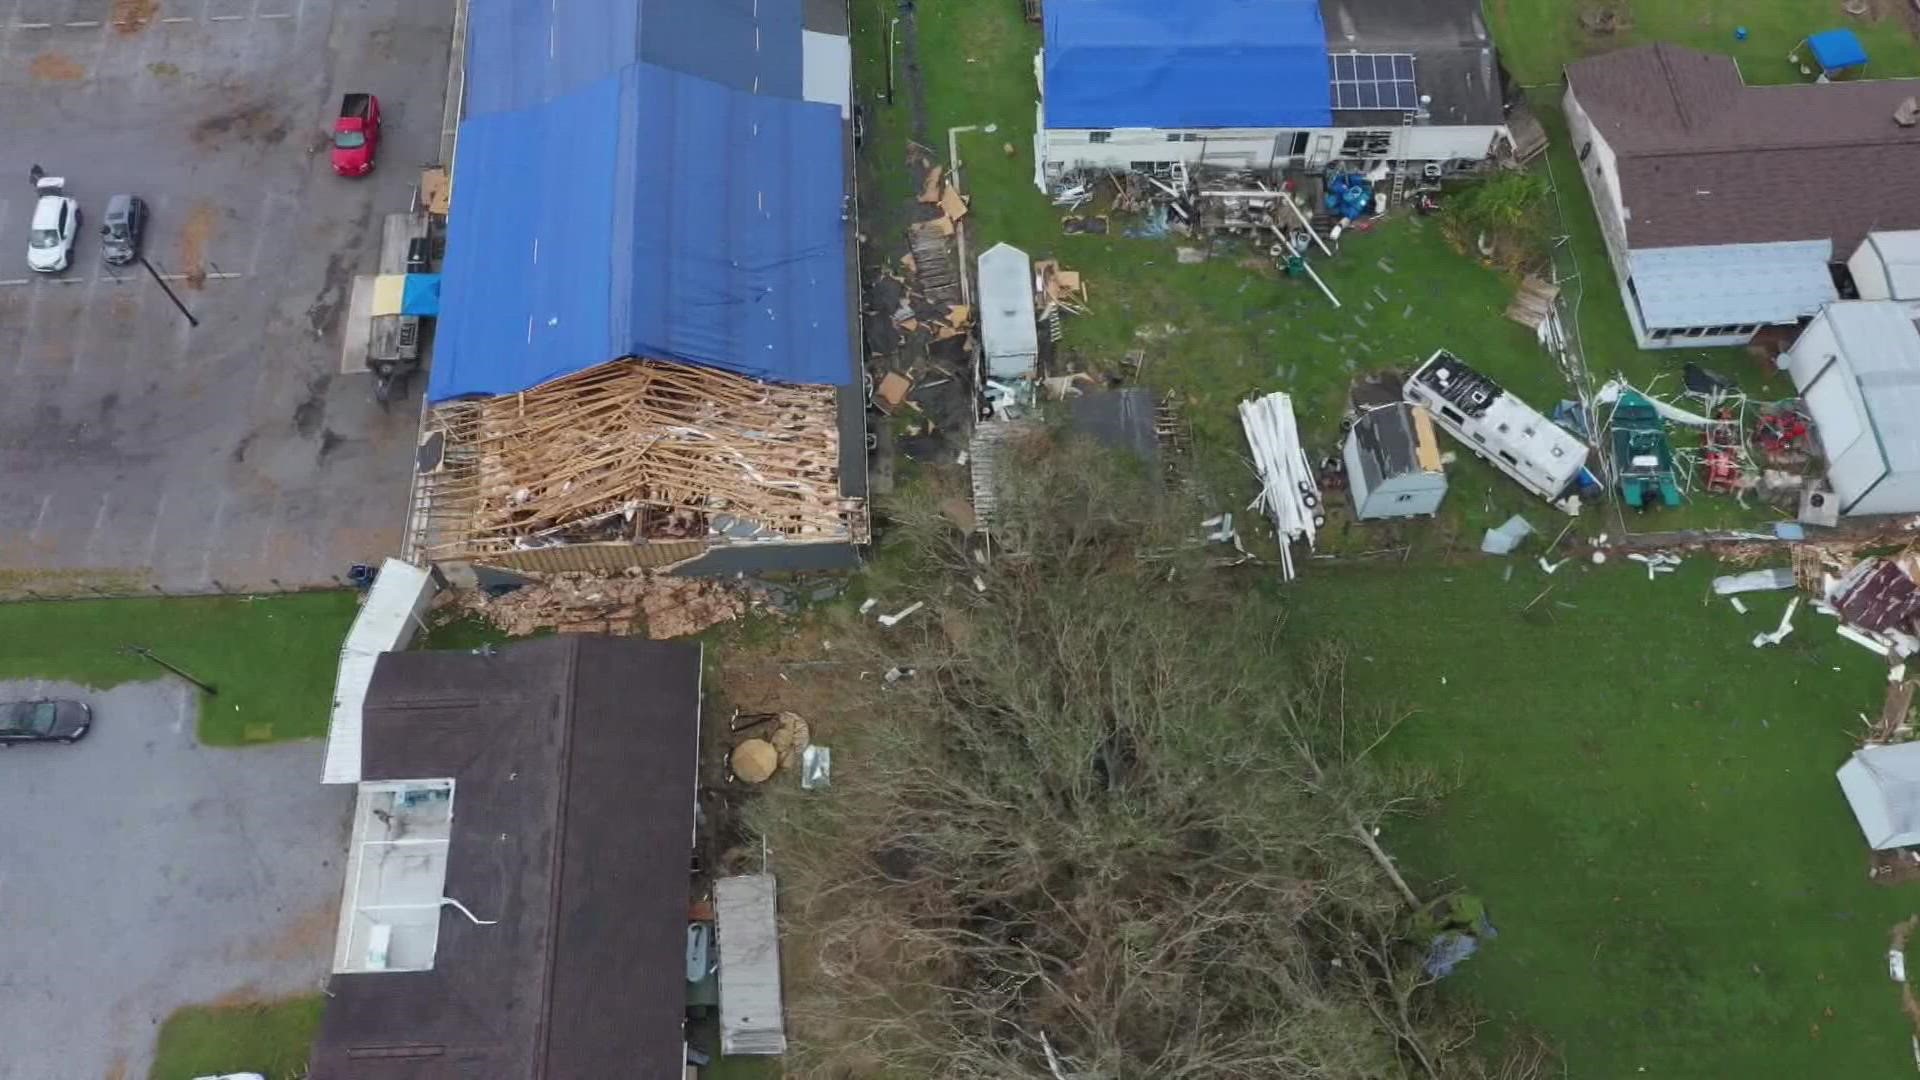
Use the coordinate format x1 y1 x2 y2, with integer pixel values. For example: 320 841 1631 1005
441 569 754 638
1240 391 1322 581
416 360 860 560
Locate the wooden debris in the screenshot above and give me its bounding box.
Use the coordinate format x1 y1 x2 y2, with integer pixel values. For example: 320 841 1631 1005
417 360 854 560
917 165 945 204
443 568 750 639
938 182 969 222
875 371 914 413
1504 275 1560 330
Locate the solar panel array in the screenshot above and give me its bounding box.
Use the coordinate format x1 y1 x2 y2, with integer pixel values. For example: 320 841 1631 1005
1329 53 1418 111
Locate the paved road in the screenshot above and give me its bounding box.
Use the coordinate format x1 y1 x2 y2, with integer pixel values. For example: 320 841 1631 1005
0 0 455 594
0 678 353 1080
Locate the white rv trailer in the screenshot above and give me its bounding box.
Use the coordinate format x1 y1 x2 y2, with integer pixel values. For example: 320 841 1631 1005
1402 350 1589 502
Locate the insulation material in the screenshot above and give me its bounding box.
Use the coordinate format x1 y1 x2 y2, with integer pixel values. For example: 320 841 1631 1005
416 359 859 560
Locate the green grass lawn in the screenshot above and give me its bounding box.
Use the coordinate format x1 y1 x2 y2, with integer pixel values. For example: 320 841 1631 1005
0 592 357 744
149 996 323 1080
1290 557 1917 1075
1490 0 1920 87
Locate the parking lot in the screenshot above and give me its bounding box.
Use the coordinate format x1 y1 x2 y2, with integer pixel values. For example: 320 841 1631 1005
0 678 353 1079
0 0 455 593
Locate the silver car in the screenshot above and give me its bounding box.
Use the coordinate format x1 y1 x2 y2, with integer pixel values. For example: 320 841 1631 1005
100 193 146 266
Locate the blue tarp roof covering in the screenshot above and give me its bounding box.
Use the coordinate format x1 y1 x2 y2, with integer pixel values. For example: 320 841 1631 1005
1043 0 1331 129
401 274 440 316
431 0 849 402
1809 28 1868 72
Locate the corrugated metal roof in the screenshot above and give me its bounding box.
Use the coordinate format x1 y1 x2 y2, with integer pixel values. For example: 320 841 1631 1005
978 243 1039 380
1628 242 1835 329
1821 301 1920 473
322 559 437 785
716 873 787 1055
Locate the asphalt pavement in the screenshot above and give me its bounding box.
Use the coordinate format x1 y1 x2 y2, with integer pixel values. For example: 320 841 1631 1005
0 0 455 594
0 678 353 1079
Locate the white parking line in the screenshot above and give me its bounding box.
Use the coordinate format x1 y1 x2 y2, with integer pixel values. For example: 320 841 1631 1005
161 15 191 22
64 18 96 26
197 488 231 584
26 494 52 544
208 13 242 20
0 279 29 287
15 21 50 28
257 10 289 17
82 492 113 560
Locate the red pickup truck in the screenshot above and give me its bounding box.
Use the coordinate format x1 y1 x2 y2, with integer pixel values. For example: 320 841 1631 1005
330 93 381 177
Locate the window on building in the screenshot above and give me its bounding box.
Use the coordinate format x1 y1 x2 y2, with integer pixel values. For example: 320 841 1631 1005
1439 405 1465 425
1498 450 1520 466
1578 141 1593 162
1341 130 1393 157
1166 132 1185 142
1395 493 1414 503
1290 131 1310 155
1089 130 1111 144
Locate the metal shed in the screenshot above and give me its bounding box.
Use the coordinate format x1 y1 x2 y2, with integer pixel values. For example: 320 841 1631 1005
1838 742 1920 849
1849 230 1920 309
715 873 787 1055
978 242 1039 380
1344 402 1446 519
1785 301 1920 516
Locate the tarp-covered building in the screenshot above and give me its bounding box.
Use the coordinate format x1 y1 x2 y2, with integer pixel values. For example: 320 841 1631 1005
1564 43 1920 349
1785 301 1920 516
1036 0 1512 178
433 0 855 398
414 0 868 576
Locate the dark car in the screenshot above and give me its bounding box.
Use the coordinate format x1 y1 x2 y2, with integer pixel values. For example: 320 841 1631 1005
0 699 91 744
100 194 146 266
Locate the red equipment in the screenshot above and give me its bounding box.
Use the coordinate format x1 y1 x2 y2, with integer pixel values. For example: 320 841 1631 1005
1755 411 1809 454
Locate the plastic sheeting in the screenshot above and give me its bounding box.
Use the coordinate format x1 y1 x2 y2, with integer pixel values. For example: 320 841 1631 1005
461 0 802 117
1809 28 1867 73
1042 0 1332 129
431 62 850 401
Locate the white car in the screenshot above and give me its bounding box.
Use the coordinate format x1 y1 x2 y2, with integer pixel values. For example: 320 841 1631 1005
27 177 78 273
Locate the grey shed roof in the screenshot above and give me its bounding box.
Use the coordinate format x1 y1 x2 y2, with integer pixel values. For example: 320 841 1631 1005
1814 301 1920 474
310 636 703 1080
1321 0 1506 126
1068 389 1161 466
1350 401 1434 492
1857 231 1920 300
978 243 1039 379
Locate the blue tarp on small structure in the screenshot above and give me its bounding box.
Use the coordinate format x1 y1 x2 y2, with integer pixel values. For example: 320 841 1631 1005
1042 0 1332 129
1809 28 1868 74
401 274 441 316
431 0 848 402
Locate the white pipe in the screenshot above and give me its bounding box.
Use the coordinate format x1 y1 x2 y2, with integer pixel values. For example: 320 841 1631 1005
442 897 499 926
1297 258 1341 308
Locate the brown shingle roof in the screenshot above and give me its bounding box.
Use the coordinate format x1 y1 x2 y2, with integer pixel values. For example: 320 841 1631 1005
309 636 702 1080
1565 43 1920 251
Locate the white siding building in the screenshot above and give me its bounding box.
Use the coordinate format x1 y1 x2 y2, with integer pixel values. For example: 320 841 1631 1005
1035 0 1512 183
1564 44 1920 349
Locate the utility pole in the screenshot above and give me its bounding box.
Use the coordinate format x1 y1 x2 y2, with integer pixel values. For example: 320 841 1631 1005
124 645 218 696
138 255 198 328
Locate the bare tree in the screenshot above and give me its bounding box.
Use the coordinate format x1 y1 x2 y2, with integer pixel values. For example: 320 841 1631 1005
752 440 1555 1079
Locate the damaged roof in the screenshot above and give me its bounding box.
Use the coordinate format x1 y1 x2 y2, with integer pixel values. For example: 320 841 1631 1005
309 637 702 1079
1350 401 1438 492
1321 0 1506 126
1566 43 1920 251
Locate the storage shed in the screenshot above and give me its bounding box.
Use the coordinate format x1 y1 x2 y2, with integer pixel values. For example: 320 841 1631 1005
715 873 787 1055
979 243 1039 380
1785 301 1920 516
1849 230 1920 311
1838 742 1920 849
1344 401 1446 519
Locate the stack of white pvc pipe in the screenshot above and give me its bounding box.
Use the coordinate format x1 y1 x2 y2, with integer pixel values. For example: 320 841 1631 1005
1239 392 1321 581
